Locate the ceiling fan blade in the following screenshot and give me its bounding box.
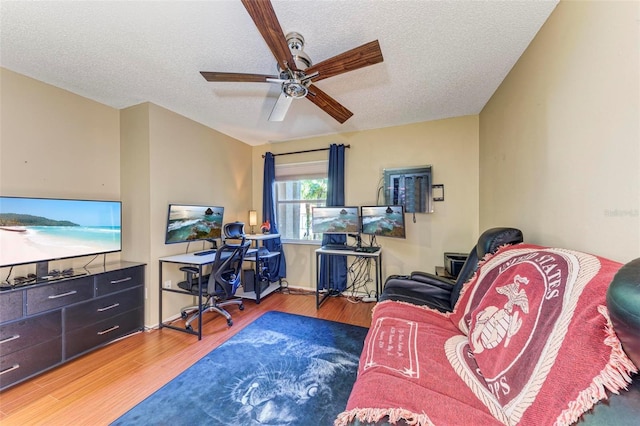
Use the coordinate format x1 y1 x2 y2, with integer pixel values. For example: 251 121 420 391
306 84 353 124
269 92 293 122
200 71 278 83
305 40 384 82
241 0 297 72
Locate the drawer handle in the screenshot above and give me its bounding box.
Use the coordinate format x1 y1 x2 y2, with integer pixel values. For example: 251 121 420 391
110 277 132 284
0 334 20 345
48 290 77 299
97 303 120 312
97 325 120 335
0 364 20 376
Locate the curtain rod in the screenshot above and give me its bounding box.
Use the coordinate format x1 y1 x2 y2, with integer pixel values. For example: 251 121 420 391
262 144 350 158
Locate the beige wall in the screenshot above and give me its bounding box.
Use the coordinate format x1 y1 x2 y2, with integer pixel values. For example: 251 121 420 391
479 0 640 262
1 68 252 327
251 116 480 291
0 68 121 276
121 103 252 326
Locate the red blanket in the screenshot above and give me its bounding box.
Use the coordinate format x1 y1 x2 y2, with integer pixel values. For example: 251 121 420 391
447 245 636 425
337 245 638 426
336 300 502 426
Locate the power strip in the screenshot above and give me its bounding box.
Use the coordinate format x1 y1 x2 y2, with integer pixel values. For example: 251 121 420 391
361 296 377 302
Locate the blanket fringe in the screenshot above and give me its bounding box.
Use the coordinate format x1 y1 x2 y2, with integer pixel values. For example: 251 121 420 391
554 305 639 426
335 408 435 426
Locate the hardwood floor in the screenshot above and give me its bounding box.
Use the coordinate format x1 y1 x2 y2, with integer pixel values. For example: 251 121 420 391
0 291 374 425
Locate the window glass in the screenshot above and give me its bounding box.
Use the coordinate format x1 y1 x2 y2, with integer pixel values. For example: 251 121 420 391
275 161 327 241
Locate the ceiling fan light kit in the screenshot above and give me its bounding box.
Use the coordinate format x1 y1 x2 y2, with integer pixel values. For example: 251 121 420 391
200 0 384 123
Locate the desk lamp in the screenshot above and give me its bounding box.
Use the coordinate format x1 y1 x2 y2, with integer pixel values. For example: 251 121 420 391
249 210 258 234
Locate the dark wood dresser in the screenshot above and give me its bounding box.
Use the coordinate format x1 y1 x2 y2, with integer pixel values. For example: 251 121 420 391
0 261 145 391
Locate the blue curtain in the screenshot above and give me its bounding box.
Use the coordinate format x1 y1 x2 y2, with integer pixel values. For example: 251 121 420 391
262 152 286 281
319 144 348 291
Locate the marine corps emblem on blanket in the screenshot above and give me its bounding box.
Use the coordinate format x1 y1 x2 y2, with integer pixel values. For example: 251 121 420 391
446 246 612 425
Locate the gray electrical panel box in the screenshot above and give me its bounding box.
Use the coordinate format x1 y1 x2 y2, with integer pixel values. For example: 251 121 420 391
383 165 433 213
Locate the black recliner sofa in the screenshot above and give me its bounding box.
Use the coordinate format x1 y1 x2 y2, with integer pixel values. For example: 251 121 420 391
380 227 524 312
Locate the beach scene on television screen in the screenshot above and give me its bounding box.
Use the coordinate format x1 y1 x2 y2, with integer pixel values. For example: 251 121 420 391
166 205 224 243
312 207 359 233
362 206 405 238
0 198 122 266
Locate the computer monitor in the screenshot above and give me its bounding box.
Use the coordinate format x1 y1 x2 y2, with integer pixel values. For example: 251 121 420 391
164 204 224 244
311 206 360 234
361 205 406 238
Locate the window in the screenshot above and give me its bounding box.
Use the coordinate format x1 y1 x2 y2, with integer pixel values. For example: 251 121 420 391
275 161 328 241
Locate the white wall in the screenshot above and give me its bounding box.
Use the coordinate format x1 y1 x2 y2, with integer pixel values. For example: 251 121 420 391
479 0 640 262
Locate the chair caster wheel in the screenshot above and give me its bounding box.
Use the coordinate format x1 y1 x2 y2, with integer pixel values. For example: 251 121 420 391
227 319 233 326
185 324 193 331
239 304 245 311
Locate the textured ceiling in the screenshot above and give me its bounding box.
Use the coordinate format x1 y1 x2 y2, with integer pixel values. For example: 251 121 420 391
0 0 558 146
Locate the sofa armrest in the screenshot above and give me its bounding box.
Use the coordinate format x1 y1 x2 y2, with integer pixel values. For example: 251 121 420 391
606 257 640 369
409 271 455 290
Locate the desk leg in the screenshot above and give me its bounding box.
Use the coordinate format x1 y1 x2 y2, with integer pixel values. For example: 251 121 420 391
316 251 320 308
255 252 261 304
376 253 383 300
197 266 203 340
158 261 163 330
316 252 333 309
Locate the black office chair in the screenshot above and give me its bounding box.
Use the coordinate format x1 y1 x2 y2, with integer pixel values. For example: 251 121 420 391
179 223 250 328
380 227 524 312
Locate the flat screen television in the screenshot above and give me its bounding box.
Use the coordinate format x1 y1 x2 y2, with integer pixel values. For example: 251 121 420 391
0 196 122 268
311 206 360 234
361 205 406 238
164 204 224 244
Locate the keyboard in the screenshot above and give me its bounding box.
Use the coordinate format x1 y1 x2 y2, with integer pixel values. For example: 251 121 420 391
354 246 381 253
321 244 352 251
193 249 216 256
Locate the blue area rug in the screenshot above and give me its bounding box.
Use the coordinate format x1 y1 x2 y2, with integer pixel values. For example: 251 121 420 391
112 311 369 426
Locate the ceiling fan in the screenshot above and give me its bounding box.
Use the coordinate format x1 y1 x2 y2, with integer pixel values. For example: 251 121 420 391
200 0 384 124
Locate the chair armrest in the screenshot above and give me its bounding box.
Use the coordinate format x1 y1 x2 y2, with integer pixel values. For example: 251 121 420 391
409 271 456 290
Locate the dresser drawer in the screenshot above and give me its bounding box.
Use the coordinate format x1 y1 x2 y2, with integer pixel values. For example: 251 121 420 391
65 286 144 332
26 277 93 315
0 310 61 356
65 308 143 359
95 266 143 296
0 337 62 391
0 290 24 323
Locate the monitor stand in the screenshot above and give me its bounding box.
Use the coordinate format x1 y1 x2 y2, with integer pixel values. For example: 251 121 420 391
36 261 49 281
349 233 362 248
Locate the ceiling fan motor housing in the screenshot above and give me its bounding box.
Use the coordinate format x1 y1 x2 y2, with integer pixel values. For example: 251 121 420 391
275 32 314 99
286 32 312 70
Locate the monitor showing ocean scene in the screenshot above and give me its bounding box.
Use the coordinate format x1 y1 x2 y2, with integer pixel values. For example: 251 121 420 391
0 196 122 267
361 205 406 238
311 206 360 234
165 204 224 244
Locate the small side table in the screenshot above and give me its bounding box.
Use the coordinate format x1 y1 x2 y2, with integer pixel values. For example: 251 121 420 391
435 266 455 279
239 233 282 303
